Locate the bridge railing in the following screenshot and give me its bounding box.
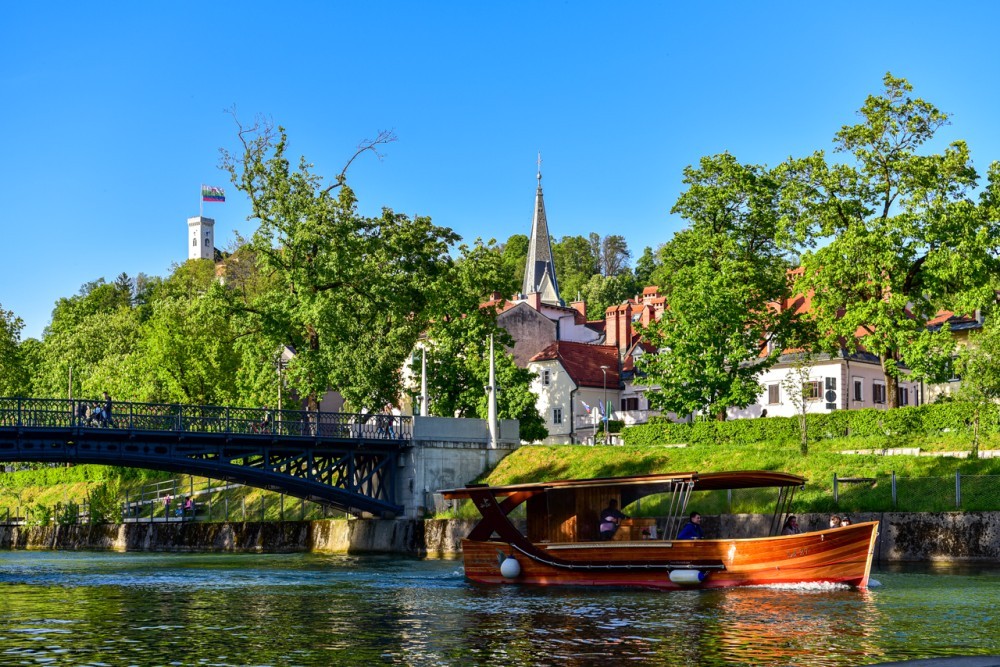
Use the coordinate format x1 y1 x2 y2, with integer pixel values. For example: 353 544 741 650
0 397 412 441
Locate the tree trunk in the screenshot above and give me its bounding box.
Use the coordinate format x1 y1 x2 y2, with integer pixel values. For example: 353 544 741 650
881 357 899 409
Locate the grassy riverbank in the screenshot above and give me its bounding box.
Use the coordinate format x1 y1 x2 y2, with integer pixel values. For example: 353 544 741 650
5 429 1000 521
470 434 1000 516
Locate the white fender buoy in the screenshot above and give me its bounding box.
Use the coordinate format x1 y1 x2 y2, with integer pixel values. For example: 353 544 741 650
669 569 707 585
499 556 521 579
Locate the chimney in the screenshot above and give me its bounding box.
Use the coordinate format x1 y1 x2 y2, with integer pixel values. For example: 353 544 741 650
605 305 618 349
571 299 587 323
528 292 542 310
618 304 633 354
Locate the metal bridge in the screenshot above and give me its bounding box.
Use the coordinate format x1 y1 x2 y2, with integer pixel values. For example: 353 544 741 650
0 397 411 517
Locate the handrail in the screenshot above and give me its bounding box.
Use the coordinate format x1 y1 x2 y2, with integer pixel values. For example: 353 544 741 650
0 396 413 441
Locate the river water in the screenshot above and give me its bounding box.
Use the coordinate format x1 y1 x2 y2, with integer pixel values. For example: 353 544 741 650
1 552 998 666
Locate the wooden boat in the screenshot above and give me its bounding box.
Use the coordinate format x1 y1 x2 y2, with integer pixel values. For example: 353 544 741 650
440 470 879 590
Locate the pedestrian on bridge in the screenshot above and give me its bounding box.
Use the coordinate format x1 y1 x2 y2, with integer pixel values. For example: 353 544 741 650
76 401 89 425
102 392 113 427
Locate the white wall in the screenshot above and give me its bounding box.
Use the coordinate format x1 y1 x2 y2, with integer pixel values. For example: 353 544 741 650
187 216 215 261
528 360 577 442
734 359 922 420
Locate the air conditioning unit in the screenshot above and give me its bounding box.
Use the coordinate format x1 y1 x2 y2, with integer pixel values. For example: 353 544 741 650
825 377 838 410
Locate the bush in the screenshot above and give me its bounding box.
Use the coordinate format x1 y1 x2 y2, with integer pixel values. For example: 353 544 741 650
622 400 1000 447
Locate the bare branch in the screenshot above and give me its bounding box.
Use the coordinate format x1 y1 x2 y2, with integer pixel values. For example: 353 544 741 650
323 129 398 194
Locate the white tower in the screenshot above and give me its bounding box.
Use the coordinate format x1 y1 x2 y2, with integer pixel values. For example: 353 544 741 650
187 216 215 260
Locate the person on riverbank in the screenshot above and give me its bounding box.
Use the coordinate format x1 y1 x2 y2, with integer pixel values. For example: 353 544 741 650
599 499 627 540
677 512 704 539
163 495 172 518
781 515 800 535
184 496 194 519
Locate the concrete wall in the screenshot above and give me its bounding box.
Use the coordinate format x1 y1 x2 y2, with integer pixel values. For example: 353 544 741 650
397 416 520 519
4 513 1000 562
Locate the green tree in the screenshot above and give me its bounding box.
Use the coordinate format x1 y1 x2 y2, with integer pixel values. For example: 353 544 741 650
500 234 529 295
32 279 143 400
955 319 1000 459
552 235 599 303
634 246 659 287
220 119 458 411
416 240 547 441
780 74 1000 407
0 304 29 396
637 154 796 420
580 272 640 320
599 234 631 277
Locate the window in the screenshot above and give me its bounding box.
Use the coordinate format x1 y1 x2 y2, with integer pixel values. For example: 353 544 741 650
803 381 821 400
853 377 863 402
552 408 562 425
621 397 639 412
767 384 779 404
204 238 210 247
873 382 886 404
946 358 962 382
898 387 909 406
541 369 551 386
192 238 197 246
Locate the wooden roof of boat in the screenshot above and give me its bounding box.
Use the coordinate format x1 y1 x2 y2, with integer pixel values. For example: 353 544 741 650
440 470 805 499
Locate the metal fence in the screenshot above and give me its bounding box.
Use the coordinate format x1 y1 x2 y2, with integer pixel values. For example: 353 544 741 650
707 473 1000 514
0 396 412 441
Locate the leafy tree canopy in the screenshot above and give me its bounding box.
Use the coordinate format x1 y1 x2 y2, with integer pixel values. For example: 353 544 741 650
779 73 1000 407
638 153 796 420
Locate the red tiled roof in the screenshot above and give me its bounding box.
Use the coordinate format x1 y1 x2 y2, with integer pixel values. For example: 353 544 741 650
529 341 620 389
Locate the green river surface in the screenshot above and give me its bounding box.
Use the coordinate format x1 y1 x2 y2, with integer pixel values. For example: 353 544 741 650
1 551 998 666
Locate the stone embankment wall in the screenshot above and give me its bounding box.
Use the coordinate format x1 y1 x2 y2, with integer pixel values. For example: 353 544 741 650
1 513 999 562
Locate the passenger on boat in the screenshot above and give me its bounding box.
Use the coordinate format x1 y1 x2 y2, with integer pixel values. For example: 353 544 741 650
598 499 627 540
829 515 842 528
841 516 852 526
781 515 800 535
676 512 704 540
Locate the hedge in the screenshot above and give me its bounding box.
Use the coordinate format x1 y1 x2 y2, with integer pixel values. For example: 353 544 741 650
622 401 1000 448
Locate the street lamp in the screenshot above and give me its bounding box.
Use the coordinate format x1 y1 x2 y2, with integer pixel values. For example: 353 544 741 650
600 365 609 442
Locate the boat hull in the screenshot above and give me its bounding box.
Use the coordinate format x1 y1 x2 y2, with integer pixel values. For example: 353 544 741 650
460 521 879 590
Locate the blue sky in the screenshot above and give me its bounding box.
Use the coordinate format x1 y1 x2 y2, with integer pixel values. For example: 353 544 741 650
3 2 1000 340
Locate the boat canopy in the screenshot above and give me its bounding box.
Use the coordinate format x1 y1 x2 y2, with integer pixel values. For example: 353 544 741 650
440 470 805 501
441 470 806 542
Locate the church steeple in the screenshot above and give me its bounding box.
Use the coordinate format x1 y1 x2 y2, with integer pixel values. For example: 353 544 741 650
521 153 562 306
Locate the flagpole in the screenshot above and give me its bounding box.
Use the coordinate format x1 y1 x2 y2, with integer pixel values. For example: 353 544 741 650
199 184 203 217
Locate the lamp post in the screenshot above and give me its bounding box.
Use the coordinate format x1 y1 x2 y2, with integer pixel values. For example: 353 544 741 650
600 365 609 442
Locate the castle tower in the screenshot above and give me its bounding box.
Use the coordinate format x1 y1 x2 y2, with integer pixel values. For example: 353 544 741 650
521 155 562 306
187 216 215 261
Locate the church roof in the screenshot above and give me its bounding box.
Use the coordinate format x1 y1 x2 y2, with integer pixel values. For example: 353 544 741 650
521 158 562 306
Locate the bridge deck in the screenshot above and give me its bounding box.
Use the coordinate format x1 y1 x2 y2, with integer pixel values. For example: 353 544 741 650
0 397 411 517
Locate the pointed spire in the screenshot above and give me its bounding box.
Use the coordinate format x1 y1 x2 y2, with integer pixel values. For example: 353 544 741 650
522 154 562 306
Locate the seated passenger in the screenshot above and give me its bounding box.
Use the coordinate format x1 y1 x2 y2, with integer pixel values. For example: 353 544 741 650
841 516 852 526
781 515 800 535
677 512 704 540
598 499 627 540
829 515 842 528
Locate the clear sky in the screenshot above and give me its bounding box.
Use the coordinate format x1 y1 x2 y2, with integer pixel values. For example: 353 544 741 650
3 2 1000 340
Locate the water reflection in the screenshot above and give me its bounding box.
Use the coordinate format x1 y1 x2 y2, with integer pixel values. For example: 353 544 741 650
2 553 1000 666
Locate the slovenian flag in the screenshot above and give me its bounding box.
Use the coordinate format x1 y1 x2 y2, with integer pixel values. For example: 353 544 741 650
581 400 592 414
202 185 226 202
